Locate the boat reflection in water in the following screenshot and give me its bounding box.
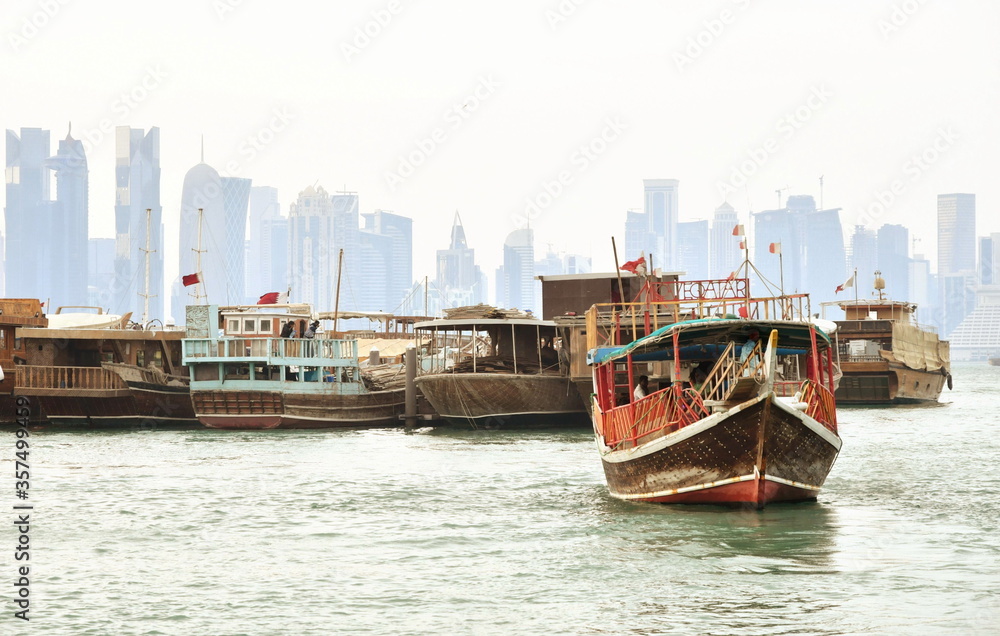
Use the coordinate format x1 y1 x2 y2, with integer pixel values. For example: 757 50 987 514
589 278 842 508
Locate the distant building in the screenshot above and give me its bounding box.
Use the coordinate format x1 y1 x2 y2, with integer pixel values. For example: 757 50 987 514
876 224 909 301
355 210 413 311
753 195 846 304
937 193 976 276
5 128 51 301
979 233 1000 286
849 226 877 288
222 176 252 303
709 202 740 278
113 126 163 321
287 185 336 310
45 128 89 306
331 192 362 312
677 220 709 281
88 238 115 306
245 186 284 302
624 208 653 264
908 254 931 320
949 285 1000 360
645 179 679 269
502 228 535 312
436 211 486 309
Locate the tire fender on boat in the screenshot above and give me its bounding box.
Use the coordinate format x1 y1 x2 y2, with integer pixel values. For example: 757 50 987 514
946 373 953 391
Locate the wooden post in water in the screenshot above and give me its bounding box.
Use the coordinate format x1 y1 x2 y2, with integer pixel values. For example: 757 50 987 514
404 345 417 429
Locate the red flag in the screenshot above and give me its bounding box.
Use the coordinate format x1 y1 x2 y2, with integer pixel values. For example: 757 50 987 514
732 224 745 236
737 306 749 318
620 256 646 274
257 292 289 305
769 242 781 254
739 240 746 250
182 273 201 287
726 270 737 282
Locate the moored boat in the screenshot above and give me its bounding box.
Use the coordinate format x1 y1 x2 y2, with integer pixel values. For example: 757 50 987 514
0 299 48 423
826 274 951 405
589 284 842 508
14 311 197 428
413 308 590 428
182 304 408 429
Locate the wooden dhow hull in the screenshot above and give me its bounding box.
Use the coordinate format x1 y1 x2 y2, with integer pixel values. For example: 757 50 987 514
191 387 406 430
415 373 590 429
835 362 946 405
20 382 197 428
597 394 841 508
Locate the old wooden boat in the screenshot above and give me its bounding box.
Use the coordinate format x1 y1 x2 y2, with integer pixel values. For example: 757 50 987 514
413 309 589 428
827 275 951 405
14 310 197 428
0 299 48 423
589 285 842 508
182 304 407 429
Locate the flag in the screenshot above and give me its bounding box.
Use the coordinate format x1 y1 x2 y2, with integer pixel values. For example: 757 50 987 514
732 224 745 236
835 273 855 294
620 256 646 275
726 270 737 282
739 240 746 250
257 291 289 305
769 242 781 254
182 273 201 287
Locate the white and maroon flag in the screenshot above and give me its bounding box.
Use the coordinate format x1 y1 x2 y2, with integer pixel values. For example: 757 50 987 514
769 242 781 254
257 292 289 305
182 273 202 287
835 273 855 294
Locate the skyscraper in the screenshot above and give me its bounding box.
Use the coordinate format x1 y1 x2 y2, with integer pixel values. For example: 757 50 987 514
502 228 535 313
287 185 336 310
645 179 679 269
937 193 976 276
677 220 709 281
849 225 877 288
221 176 252 302
877 224 909 300
45 128 89 306
356 210 413 311
6 128 52 300
753 195 846 303
331 192 361 311
246 186 282 301
979 233 1000 286
709 202 740 278
436 211 485 308
113 126 162 321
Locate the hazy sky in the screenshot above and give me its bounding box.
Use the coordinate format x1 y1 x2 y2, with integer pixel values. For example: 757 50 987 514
3 0 998 298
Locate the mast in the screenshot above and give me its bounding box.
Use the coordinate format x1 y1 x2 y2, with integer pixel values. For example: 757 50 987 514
333 248 344 335
424 276 429 316
192 208 207 304
139 208 156 326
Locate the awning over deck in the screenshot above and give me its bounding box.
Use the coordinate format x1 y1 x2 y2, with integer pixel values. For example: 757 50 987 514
592 318 831 365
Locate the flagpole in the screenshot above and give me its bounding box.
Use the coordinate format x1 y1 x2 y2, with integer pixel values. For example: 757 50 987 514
854 267 858 307
610 237 636 343
333 249 344 336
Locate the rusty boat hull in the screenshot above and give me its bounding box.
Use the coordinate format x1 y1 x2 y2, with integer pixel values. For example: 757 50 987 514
191 388 406 430
598 394 841 508
415 373 590 429
835 362 947 405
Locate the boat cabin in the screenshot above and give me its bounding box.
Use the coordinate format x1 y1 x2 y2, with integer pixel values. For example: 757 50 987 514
414 317 563 376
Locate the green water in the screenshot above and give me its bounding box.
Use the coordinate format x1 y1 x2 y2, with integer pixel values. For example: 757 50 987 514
2 363 998 634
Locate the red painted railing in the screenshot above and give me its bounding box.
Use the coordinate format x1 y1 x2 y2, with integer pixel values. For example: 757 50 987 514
800 379 838 433
597 387 710 447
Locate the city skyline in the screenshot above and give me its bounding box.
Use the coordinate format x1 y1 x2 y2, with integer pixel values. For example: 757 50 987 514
2 1 997 292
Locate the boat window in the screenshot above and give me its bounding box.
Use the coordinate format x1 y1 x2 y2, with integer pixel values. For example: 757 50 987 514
0 330 5 350
153 350 162 367
260 318 271 334
137 350 145 367
228 319 240 333
244 319 256 333
15 337 21 351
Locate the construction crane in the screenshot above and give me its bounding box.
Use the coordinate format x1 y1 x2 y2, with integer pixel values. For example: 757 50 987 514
775 185 789 209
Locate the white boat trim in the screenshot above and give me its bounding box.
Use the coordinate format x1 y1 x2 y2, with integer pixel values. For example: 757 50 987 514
608 472 822 500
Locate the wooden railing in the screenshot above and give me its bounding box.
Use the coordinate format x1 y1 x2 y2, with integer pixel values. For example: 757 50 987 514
596 387 710 448
16 366 128 391
585 292 812 350
697 341 766 403
183 338 358 361
800 379 838 433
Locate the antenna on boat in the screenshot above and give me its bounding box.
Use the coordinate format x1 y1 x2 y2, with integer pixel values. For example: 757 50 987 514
191 208 208 304
139 208 156 327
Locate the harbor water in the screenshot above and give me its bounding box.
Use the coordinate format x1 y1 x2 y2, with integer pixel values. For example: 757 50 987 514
5 363 999 634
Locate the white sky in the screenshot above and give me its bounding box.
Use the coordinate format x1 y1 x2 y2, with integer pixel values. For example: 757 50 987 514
2 0 998 295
